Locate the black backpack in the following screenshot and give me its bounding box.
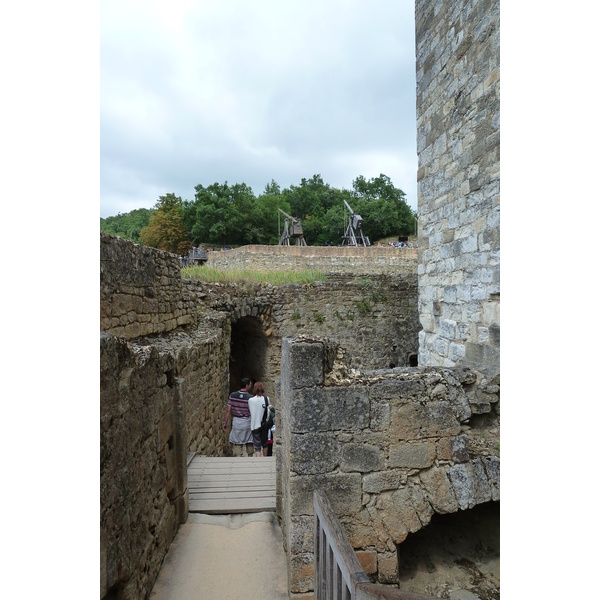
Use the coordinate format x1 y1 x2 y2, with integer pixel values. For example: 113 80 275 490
261 397 275 430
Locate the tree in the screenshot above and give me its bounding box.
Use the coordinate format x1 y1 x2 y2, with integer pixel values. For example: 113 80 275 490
139 193 190 255
100 208 153 242
183 181 258 246
352 174 415 238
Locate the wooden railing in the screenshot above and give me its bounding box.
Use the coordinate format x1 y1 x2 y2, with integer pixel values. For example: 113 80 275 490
313 490 435 600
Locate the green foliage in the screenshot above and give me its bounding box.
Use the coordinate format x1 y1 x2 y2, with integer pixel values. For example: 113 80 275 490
351 174 416 239
355 298 372 315
139 193 190 255
312 312 325 324
100 208 153 242
183 182 257 247
371 290 387 302
291 310 301 321
104 173 416 248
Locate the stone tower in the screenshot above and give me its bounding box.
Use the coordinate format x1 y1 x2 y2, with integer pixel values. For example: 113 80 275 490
415 0 500 378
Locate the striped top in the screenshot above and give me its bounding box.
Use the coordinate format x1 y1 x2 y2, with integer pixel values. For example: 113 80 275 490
228 390 251 418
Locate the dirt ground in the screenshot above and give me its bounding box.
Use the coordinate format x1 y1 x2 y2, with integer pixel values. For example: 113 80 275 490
396 501 499 600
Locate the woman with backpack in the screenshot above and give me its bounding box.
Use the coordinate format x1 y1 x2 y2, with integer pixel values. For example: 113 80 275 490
248 382 271 457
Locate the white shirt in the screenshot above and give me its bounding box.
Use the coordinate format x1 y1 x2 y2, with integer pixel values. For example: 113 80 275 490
249 395 268 430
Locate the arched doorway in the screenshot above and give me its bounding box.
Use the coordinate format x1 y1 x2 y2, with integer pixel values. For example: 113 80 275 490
229 316 268 393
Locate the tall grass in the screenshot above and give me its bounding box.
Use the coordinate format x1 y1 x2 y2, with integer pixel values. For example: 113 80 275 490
181 265 327 285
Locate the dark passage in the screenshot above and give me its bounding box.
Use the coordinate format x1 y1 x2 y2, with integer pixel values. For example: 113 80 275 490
396 501 499 599
229 316 268 393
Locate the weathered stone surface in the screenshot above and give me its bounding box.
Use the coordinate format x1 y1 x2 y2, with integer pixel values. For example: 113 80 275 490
377 551 399 584
101 333 191 600
449 459 493 510
289 553 314 593
389 441 436 469
482 456 500 501
363 470 404 494
291 386 370 433
289 515 314 554
289 433 341 474
355 550 378 575
390 400 462 440
286 341 325 388
416 0 500 379
280 338 500 595
419 467 459 514
341 444 382 473
345 511 392 552
288 473 363 516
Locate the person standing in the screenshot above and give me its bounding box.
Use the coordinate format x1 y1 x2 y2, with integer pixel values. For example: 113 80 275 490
223 378 253 457
248 382 270 457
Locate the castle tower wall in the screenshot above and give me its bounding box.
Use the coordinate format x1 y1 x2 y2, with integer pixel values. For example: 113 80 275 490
415 0 500 377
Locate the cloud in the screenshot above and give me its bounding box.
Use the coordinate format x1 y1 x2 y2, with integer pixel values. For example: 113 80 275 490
100 0 417 217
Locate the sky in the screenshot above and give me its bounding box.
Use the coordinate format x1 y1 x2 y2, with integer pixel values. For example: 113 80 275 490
100 0 418 218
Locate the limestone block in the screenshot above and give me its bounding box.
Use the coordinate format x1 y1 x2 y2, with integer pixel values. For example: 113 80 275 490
369 397 391 432
356 550 378 575
407 482 435 528
290 386 370 433
389 441 435 469
290 552 314 593
419 466 459 514
441 318 456 338
289 432 341 474
449 459 492 510
340 444 382 473
289 515 314 554
345 510 391 551
283 339 324 388
435 336 449 357
482 456 500 501
451 435 470 463
377 551 399 584
449 342 466 362
288 473 362 517
374 492 410 544
389 400 461 441
363 470 403 494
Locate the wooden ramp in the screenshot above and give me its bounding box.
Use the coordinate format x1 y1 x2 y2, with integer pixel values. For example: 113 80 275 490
187 455 276 514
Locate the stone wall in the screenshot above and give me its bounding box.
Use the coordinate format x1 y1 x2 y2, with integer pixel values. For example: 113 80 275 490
101 232 199 339
279 337 499 596
415 0 500 377
206 244 417 274
101 235 232 600
100 233 421 600
100 333 188 600
205 271 420 383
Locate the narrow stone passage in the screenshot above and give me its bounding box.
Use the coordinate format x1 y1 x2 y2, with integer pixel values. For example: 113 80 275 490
149 512 289 600
150 455 287 599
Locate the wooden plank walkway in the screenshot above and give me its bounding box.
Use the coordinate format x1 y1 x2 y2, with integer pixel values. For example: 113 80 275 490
187 455 276 514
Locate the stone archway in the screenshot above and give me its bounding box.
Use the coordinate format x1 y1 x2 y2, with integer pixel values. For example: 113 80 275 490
229 316 269 393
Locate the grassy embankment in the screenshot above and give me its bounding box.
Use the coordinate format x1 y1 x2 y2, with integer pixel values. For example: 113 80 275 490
181 265 327 285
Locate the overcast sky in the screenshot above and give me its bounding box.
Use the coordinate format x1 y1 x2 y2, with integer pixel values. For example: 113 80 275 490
100 0 418 218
